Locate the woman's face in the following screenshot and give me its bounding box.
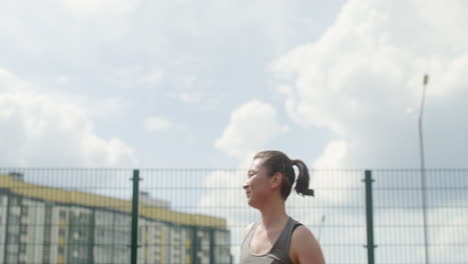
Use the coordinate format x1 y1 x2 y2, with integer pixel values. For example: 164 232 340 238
243 158 272 208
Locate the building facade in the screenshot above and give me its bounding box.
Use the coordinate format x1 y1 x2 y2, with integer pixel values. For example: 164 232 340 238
0 173 231 264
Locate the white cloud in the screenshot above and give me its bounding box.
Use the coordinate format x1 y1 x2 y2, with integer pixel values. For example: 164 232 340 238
142 67 163 87
144 116 171 132
309 140 356 203
0 69 29 92
313 140 347 168
55 76 69 86
0 68 138 167
86 96 129 120
271 0 468 169
215 100 288 159
61 0 139 17
177 92 202 104
432 210 468 262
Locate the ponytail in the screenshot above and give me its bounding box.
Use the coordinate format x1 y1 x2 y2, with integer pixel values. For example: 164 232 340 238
254 150 314 200
292 159 314 196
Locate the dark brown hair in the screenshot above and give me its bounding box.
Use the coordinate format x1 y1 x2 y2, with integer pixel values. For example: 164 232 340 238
254 150 314 200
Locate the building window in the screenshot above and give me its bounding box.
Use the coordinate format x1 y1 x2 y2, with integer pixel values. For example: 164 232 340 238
19 243 26 254
21 206 28 217
20 224 28 234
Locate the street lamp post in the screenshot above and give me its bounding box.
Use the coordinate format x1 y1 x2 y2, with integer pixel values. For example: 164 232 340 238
418 74 430 264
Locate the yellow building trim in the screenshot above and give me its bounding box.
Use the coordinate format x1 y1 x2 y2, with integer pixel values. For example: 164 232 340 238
0 174 226 228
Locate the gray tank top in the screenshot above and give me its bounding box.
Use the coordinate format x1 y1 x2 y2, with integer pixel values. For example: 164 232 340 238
240 217 302 264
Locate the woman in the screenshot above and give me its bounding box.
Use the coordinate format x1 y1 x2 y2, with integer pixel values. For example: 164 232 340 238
240 150 325 264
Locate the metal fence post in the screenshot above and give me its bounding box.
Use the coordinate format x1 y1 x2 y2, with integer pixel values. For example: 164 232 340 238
131 169 141 264
364 170 376 264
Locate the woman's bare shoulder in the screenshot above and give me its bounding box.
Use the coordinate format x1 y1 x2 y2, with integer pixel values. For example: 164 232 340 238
243 222 255 240
290 225 326 264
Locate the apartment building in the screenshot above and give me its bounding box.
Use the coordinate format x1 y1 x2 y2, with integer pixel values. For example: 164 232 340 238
0 173 231 264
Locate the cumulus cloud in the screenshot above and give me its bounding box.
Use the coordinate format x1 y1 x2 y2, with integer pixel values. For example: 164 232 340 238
61 0 139 17
271 0 468 169
0 69 137 167
177 92 202 104
54 76 70 86
432 210 468 262
215 100 288 160
142 66 163 87
79 96 129 121
144 116 171 132
313 140 347 168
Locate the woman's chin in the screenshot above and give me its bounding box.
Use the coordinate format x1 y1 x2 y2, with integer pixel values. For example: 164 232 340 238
247 199 259 209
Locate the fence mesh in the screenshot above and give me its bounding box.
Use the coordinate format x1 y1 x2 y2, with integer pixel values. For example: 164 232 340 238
372 169 468 264
0 168 466 264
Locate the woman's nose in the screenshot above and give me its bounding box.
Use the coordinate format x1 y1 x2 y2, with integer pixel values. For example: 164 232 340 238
242 181 249 189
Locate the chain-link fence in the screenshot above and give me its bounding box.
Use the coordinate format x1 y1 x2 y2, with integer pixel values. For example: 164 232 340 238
0 168 466 264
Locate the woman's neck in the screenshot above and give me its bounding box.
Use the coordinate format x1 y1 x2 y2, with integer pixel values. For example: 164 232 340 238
258 198 288 229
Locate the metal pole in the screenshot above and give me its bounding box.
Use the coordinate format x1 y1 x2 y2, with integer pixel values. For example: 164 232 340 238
317 214 326 242
131 169 141 264
364 170 376 264
419 74 430 264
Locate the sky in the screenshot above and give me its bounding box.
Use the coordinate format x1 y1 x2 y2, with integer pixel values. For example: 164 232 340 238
1 0 467 169
1 0 468 263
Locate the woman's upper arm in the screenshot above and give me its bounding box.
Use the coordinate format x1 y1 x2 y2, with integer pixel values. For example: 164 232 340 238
290 225 325 264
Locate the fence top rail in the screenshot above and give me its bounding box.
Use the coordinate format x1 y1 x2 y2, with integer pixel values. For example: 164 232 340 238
0 174 226 228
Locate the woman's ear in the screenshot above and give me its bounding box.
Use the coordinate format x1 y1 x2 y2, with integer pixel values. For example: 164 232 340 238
270 172 282 189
